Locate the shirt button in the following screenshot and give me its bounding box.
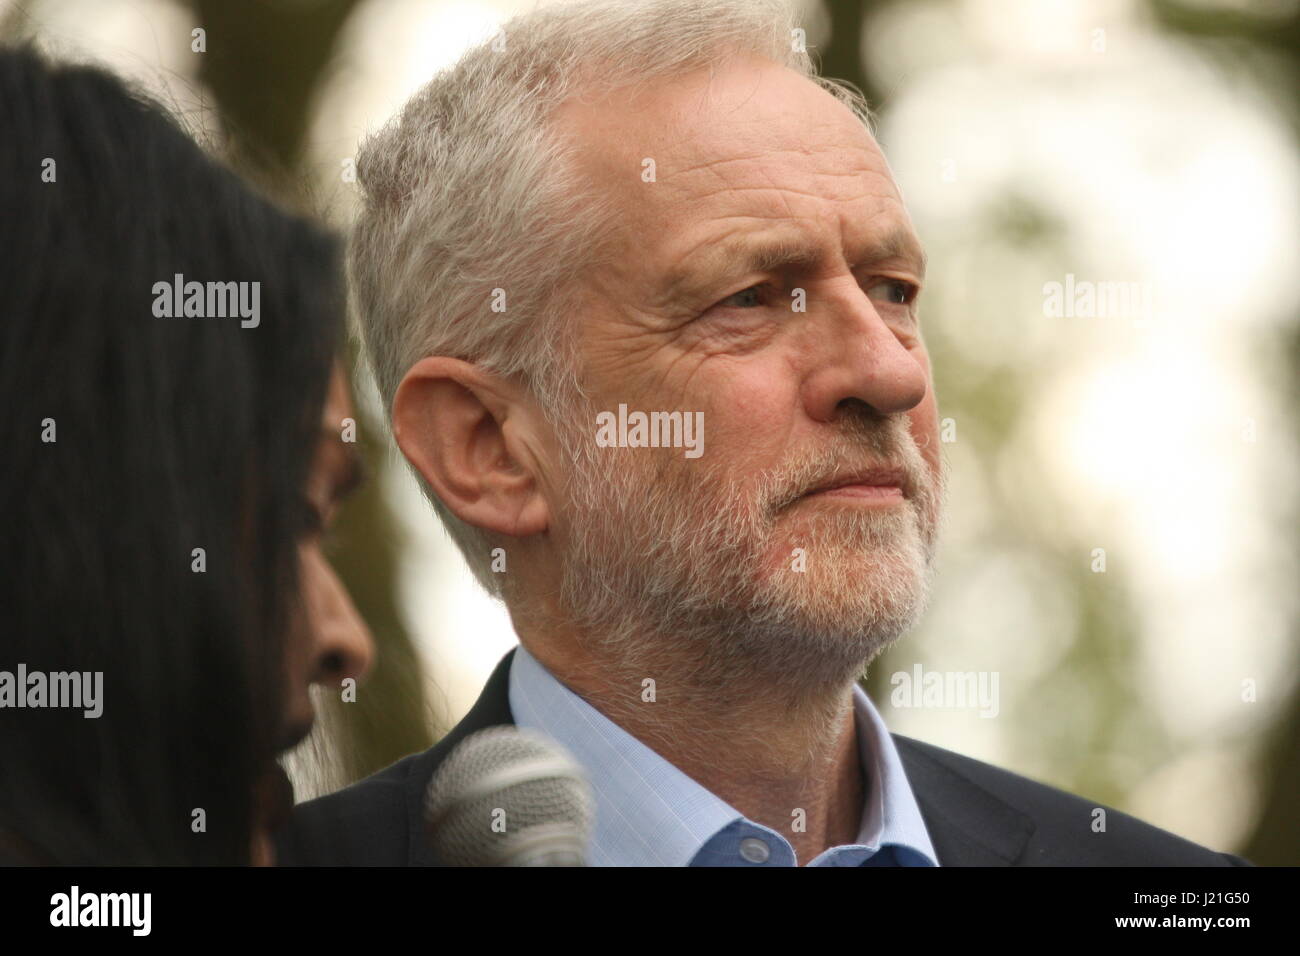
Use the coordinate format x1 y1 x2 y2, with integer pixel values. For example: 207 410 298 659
739 837 770 864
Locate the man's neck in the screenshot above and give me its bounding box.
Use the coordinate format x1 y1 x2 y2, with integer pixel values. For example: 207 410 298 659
521 635 866 865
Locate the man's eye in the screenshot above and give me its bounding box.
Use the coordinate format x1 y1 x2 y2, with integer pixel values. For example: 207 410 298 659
866 279 918 306
715 285 766 309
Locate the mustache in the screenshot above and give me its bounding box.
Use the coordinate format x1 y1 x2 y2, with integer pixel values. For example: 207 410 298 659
756 412 927 516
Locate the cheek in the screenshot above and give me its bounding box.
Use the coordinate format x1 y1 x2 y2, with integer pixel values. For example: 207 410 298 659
287 547 327 677
683 358 803 465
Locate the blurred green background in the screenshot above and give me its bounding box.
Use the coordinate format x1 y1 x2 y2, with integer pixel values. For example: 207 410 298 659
6 0 1295 864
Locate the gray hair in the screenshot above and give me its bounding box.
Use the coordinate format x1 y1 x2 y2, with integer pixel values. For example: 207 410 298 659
349 0 875 595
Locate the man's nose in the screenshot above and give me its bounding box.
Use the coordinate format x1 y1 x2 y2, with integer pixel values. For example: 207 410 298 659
801 282 930 422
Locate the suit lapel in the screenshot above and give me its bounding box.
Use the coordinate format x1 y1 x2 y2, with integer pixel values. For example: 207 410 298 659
893 734 1034 866
407 648 518 865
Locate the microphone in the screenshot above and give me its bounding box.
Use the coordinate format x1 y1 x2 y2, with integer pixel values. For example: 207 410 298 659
424 725 593 866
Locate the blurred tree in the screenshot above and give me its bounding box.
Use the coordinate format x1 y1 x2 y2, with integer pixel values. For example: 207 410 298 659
186 0 361 196
817 0 878 108
1146 0 1300 868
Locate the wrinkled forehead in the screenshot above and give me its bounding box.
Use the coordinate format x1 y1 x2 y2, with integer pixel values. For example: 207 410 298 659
550 55 911 294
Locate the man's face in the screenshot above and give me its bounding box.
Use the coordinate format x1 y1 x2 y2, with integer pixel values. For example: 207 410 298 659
543 55 945 686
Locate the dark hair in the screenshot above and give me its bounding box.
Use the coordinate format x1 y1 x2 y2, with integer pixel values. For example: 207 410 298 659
0 46 341 864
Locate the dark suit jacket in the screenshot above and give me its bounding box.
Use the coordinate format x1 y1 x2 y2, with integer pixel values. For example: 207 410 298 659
277 649 1251 866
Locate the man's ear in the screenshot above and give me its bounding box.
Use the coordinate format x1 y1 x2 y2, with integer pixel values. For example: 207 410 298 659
391 356 549 538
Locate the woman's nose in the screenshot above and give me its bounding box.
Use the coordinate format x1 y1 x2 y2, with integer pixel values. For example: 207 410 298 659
305 549 375 687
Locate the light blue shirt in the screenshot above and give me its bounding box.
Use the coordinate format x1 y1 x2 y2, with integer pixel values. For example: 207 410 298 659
507 643 940 867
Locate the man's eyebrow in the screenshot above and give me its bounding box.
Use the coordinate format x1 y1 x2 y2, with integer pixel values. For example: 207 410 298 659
662 224 928 298
871 225 928 279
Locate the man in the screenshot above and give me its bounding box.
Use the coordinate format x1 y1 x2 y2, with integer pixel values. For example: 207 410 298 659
279 0 1248 866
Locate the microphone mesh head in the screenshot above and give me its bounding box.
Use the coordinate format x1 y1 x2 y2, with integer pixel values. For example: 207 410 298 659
424 726 593 866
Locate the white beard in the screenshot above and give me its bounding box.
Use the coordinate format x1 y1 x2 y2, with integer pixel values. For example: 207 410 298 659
551 400 946 703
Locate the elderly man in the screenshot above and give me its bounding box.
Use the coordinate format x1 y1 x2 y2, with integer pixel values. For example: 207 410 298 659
280 0 1247 866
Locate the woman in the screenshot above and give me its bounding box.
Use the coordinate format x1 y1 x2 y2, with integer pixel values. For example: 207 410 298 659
0 45 372 864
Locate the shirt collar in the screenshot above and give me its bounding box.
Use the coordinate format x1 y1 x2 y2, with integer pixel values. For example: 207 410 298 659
508 643 938 866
